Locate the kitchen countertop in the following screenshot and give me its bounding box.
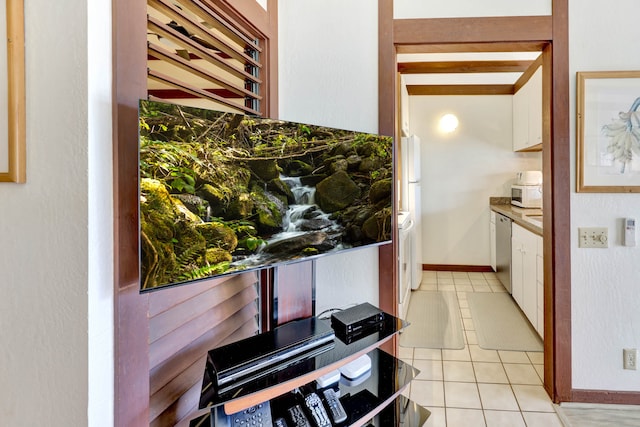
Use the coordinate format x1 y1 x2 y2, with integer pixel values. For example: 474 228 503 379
490 200 543 237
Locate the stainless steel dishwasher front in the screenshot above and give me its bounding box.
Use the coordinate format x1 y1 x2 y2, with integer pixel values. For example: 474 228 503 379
495 212 512 293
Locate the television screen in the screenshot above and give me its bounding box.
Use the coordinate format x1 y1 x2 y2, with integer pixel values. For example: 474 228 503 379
139 100 393 291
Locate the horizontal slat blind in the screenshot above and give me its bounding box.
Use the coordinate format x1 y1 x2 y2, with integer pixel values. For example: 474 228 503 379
149 272 260 426
147 0 263 114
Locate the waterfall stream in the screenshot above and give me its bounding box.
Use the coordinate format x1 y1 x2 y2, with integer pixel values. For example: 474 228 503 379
233 175 345 268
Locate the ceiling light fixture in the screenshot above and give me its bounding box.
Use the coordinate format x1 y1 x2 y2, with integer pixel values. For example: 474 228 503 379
439 113 459 133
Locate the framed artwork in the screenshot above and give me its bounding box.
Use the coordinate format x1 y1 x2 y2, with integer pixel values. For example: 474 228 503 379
0 0 25 183
576 71 640 193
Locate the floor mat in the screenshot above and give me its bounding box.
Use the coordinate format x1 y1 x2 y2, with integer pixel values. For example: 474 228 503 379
556 404 640 427
400 291 465 349
467 292 543 352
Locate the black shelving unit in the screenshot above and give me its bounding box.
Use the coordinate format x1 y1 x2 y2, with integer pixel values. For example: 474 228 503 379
193 312 429 426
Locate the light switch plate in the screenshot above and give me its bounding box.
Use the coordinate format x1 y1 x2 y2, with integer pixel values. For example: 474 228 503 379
579 227 608 248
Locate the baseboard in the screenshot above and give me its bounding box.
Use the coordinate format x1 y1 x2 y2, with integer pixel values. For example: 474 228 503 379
422 264 494 273
570 389 640 405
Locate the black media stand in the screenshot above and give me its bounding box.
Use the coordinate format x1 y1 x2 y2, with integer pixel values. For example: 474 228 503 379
191 309 429 426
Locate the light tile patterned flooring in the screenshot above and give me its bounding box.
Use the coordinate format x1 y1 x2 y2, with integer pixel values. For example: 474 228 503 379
400 270 564 427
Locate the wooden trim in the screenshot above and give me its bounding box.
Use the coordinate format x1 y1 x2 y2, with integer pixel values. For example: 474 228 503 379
394 16 553 46
262 0 278 118
219 0 272 36
377 0 396 356
147 16 261 85
422 264 494 273
113 0 149 424
147 42 259 99
149 0 261 67
147 69 260 115
570 389 640 405
386 11 573 405
397 42 548 54
0 0 26 183
147 88 242 99
399 60 533 74
514 54 545 93
407 84 514 96
198 0 278 118
378 0 395 137
176 0 263 52
550 0 572 403
517 142 543 152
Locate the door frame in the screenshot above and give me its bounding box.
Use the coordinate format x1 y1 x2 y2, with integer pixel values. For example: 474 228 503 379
377 0 572 402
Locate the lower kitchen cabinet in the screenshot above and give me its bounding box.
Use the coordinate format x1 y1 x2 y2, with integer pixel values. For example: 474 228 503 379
536 236 544 338
511 223 542 335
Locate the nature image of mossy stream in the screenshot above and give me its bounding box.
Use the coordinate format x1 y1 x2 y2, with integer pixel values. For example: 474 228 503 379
139 100 393 290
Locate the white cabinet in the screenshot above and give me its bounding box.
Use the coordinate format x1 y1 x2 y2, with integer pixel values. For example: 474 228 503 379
511 223 540 332
536 236 544 338
512 84 529 151
513 66 543 151
490 211 496 271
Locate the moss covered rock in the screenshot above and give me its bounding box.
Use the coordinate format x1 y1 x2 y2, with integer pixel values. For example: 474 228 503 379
315 170 361 213
194 222 238 251
203 247 232 264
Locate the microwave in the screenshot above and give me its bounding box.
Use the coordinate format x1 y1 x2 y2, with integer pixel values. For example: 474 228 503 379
511 184 542 208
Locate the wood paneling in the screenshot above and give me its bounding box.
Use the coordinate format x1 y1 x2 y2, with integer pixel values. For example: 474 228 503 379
273 261 313 326
397 42 548 54
113 0 149 424
407 84 514 96
114 1 278 426
148 274 259 426
399 60 533 74
394 16 552 46
377 0 396 356
549 0 572 403
513 55 545 93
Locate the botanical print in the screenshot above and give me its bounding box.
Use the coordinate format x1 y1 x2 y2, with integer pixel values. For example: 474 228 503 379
601 97 640 174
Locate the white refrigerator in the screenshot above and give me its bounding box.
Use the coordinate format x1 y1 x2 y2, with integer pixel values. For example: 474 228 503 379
401 135 423 290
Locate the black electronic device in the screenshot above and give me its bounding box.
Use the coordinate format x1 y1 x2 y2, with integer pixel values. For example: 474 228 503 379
303 392 331 427
229 402 273 426
342 389 378 423
287 404 312 427
207 317 334 389
322 388 347 424
274 417 289 427
331 302 384 338
138 100 393 293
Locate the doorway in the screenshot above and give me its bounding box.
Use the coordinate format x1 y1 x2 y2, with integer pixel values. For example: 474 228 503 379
378 9 572 404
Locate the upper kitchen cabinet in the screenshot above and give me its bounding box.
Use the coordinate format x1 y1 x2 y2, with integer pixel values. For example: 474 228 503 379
513 66 543 152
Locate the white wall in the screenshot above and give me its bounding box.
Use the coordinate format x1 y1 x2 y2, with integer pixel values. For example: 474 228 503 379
394 0 551 19
87 0 114 424
569 0 640 391
409 95 541 266
278 0 380 313
0 0 113 425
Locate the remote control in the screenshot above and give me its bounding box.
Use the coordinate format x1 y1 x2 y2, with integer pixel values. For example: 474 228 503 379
287 404 312 427
303 392 331 427
322 388 347 424
275 417 289 427
229 401 273 426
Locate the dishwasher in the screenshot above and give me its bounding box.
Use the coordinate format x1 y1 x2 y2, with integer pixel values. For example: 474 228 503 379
495 213 512 293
